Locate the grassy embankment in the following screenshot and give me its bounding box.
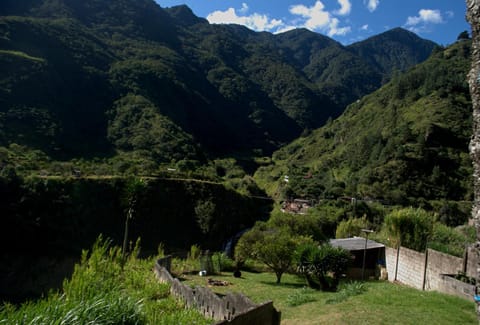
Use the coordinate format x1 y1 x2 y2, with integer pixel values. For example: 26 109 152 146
0 238 210 325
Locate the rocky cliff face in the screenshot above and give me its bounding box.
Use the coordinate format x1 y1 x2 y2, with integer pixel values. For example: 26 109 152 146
467 0 480 315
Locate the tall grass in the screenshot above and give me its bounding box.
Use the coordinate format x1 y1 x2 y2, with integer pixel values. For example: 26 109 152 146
0 236 210 325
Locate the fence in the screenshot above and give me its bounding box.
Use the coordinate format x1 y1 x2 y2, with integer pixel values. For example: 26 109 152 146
385 246 478 301
154 257 281 325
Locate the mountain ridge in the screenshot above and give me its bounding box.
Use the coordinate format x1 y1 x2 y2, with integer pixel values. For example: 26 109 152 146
0 0 438 176
254 40 472 204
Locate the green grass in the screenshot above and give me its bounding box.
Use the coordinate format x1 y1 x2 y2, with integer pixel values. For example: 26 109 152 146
0 237 211 325
185 271 477 324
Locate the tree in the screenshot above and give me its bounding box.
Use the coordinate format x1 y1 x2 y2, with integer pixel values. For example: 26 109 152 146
294 242 351 291
466 0 480 318
194 199 216 234
235 224 308 284
457 30 470 41
121 177 146 266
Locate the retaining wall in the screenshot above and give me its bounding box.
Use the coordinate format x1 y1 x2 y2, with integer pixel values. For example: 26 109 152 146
154 258 281 324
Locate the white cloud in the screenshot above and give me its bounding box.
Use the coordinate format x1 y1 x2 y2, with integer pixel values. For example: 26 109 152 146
405 9 443 26
290 1 330 29
360 24 369 31
239 3 249 14
207 7 283 31
404 9 444 34
289 1 351 36
274 25 298 34
328 18 351 36
365 0 379 12
335 0 351 16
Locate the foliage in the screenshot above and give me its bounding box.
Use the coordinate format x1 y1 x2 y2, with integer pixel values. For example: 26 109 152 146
286 287 317 306
428 224 476 257
294 242 352 291
212 252 235 273
255 41 472 205
194 199 216 234
235 224 310 283
0 236 209 324
335 215 370 238
384 207 433 251
267 207 329 241
0 2 438 177
107 94 201 164
325 281 367 304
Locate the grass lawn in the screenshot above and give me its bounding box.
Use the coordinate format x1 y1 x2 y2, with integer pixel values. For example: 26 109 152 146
184 271 477 324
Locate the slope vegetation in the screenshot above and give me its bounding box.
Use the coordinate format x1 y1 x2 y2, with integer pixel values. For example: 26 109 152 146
0 0 436 175
255 41 472 205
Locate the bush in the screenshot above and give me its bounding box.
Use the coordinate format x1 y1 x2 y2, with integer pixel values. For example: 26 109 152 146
384 207 433 251
335 215 370 238
212 252 235 273
428 223 476 257
294 243 352 291
325 281 367 304
286 287 317 306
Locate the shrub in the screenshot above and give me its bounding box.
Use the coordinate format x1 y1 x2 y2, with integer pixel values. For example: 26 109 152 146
428 223 476 257
335 215 370 238
0 237 209 324
326 281 367 304
384 207 433 251
294 243 352 291
286 287 317 306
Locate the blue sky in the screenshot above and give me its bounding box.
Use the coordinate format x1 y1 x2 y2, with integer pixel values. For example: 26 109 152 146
155 0 470 45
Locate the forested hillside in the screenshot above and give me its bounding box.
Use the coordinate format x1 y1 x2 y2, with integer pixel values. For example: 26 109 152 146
255 40 472 205
0 0 436 176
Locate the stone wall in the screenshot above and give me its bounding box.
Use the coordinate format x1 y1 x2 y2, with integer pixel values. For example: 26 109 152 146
467 0 480 315
154 258 281 324
385 246 475 300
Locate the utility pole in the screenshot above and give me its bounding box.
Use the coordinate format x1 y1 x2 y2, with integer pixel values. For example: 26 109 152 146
361 228 374 281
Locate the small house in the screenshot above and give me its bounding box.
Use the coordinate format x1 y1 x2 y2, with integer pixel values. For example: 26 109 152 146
329 237 386 280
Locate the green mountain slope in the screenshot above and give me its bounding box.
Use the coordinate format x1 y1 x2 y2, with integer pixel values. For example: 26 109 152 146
348 27 438 83
255 41 472 204
0 0 438 175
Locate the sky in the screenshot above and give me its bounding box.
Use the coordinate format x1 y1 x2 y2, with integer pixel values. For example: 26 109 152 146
155 0 471 45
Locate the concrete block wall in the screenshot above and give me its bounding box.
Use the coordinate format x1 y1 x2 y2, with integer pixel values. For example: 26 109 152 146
385 247 397 282
466 246 478 278
425 249 463 291
437 275 475 302
395 246 426 290
385 246 475 300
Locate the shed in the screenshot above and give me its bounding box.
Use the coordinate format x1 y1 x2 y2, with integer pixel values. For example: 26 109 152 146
329 237 386 280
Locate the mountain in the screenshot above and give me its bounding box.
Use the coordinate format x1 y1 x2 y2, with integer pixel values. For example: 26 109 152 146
0 0 437 176
255 40 472 204
348 27 438 83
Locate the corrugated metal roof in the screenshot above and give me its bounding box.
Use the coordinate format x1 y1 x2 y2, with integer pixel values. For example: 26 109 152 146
329 237 385 251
